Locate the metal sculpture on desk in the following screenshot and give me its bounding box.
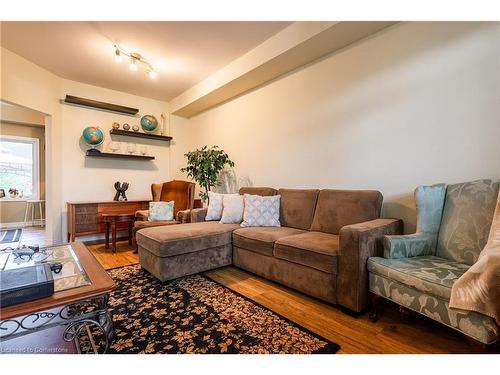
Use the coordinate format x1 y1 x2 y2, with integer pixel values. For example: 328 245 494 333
113 182 129 201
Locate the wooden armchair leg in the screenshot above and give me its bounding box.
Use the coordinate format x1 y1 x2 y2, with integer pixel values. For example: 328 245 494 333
132 232 138 254
368 293 381 322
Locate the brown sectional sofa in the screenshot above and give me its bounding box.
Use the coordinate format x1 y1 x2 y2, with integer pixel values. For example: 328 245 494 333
136 187 403 313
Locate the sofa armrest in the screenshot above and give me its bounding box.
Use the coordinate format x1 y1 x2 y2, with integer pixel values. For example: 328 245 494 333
383 232 436 259
337 218 403 312
190 207 208 223
176 209 191 224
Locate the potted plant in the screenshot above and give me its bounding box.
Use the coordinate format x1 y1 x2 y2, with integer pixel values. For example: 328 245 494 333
181 146 235 202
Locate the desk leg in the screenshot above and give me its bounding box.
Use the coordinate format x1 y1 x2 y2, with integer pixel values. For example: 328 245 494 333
111 222 117 253
104 222 110 249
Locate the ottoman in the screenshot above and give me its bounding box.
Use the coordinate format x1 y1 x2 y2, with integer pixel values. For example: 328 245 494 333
136 221 240 281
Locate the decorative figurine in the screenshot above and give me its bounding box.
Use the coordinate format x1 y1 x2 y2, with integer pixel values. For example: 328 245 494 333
113 182 129 201
132 124 140 132
123 123 131 131
112 122 120 129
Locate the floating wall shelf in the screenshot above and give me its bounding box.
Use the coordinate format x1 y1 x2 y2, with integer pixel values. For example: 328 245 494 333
110 129 172 141
85 150 154 160
63 95 139 115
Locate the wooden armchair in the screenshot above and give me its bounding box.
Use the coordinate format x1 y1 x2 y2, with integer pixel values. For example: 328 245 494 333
132 180 195 249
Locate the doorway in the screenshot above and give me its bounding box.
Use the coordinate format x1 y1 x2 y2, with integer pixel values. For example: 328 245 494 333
0 100 49 248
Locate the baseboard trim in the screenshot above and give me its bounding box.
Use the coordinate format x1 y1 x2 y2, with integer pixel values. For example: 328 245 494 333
0 221 46 229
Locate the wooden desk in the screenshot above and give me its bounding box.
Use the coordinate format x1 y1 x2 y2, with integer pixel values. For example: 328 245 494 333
67 200 149 242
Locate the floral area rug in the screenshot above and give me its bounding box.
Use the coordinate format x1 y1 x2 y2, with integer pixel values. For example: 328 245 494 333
107 264 340 354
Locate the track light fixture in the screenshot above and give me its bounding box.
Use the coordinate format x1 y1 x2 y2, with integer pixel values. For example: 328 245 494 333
114 44 157 79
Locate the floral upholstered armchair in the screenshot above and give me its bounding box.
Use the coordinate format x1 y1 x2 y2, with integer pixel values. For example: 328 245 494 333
368 179 499 346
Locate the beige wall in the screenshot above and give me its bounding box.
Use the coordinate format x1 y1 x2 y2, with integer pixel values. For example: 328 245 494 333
171 22 500 232
1 102 45 125
0 122 46 224
60 80 170 217
1 47 170 241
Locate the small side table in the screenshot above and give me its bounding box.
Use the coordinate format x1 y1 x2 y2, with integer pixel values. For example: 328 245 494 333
101 212 135 253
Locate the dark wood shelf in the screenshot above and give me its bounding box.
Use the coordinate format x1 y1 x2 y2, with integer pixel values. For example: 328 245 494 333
85 150 154 160
63 95 139 115
110 129 172 141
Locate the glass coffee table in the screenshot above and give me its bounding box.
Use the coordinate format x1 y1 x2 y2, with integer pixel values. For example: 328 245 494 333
0 242 115 353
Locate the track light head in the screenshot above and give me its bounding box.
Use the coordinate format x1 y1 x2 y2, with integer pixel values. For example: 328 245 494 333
129 57 138 71
114 47 122 63
148 70 158 79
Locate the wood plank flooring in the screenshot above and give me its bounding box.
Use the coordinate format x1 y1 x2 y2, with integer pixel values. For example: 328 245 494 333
85 241 139 270
11 229 497 354
90 242 498 354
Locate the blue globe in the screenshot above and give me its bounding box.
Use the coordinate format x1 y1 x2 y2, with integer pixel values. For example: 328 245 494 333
82 126 104 147
140 115 158 132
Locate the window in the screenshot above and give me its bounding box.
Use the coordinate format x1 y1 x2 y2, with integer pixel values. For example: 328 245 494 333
0 135 39 199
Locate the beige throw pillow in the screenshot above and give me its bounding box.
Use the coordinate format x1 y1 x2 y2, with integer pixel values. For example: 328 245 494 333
220 194 244 224
241 194 281 227
205 191 224 221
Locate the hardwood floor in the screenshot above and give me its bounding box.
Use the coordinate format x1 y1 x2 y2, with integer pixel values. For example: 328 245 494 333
90 244 498 354
11 228 496 353
205 266 499 354
85 240 139 270
13 232 494 354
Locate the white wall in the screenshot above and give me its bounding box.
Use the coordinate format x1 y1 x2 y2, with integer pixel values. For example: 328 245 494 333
1 47 170 241
171 22 500 232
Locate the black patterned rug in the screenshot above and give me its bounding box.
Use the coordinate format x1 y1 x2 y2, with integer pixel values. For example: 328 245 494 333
107 264 340 354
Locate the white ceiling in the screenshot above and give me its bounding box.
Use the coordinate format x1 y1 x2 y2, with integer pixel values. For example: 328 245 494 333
0 21 290 101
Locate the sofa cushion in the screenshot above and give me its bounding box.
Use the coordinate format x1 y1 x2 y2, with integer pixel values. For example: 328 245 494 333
278 189 319 230
437 179 499 265
136 221 240 257
367 256 470 300
238 187 277 196
310 189 382 234
274 232 339 274
134 220 179 230
233 226 306 256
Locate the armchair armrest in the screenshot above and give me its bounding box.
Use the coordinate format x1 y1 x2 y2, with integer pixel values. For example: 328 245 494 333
176 209 191 224
338 218 403 312
190 207 208 223
383 232 436 259
135 210 149 221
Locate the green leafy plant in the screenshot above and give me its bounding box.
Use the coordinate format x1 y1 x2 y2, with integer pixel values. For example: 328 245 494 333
180 146 235 202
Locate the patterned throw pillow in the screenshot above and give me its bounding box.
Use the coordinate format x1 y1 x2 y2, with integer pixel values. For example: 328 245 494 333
241 194 281 227
148 201 174 221
205 191 224 221
220 194 244 224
